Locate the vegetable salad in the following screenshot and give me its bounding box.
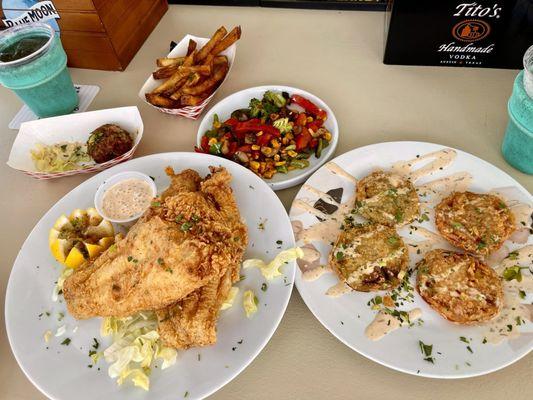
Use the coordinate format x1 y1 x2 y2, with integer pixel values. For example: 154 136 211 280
196 91 331 179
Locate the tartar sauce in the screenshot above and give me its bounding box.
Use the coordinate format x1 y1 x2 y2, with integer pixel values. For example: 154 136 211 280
102 178 153 220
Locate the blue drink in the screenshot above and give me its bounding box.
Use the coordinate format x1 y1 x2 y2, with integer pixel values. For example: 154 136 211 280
0 23 78 118
502 46 533 174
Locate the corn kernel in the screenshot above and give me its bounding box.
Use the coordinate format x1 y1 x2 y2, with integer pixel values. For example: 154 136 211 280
271 139 280 148
275 161 286 166
256 131 263 136
273 154 280 161
251 145 260 151
287 150 298 158
324 132 332 141
261 147 273 156
208 138 218 146
307 116 313 123
281 137 289 145
250 161 260 170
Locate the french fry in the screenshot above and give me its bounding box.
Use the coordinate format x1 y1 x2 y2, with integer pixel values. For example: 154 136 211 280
181 94 208 106
156 56 185 67
170 72 202 100
181 65 212 76
182 62 229 96
153 64 180 80
196 26 227 62
186 39 197 56
214 55 228 65
152 50 196 94
210 26 241 56
145 93 181 108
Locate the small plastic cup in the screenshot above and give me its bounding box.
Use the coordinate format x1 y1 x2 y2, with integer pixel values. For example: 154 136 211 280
94 171 157 225
0 23 78 117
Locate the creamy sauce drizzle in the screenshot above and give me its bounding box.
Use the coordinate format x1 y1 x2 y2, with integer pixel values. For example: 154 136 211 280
365 308 422 341
326 162 357 184
392 149 457 182
102 179 153 220
325 281 352 297
483 245 533 344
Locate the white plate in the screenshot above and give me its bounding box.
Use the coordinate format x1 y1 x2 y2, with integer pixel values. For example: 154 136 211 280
5 152 296 400
289 141 533 379
197 85 339 190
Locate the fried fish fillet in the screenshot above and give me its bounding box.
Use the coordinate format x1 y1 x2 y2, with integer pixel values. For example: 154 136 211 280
156 166 247 349
63 167 242 319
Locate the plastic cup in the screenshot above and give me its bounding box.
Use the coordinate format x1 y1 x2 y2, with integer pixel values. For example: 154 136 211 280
501 46 533 175
0 23 78 118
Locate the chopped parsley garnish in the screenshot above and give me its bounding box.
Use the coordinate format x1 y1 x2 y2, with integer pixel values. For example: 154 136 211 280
502 265 525 282
181 222 192 232
191 215 200 222
175 214 184 223
482 337 487 344
61 338 71 346
394 210 404 223
166 268 173 274
276 240 283 245
466 346 473 354
157 257 164 265
127 256 133 262
253 295 259 306
418 213 430 223
419 340 434 363
497 201 507 209
506 324 513 332
261 283 268 292
387 236 399 245
335 251 344 260
151 201 161 207
515 316 523 326
451 222 463 229
507 251 519 260
518 290 526 299
92 338 99 350
459 336 470 344
184 391 189 398
476 240 486 250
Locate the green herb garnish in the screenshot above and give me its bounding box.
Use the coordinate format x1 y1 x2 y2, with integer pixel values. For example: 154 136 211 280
61 338 71 346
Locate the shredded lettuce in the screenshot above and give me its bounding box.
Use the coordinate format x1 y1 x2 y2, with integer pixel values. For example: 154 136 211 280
221 286 239 310
243 289 258 318
243 247 303 281
100 312 177 391
52 267 73 302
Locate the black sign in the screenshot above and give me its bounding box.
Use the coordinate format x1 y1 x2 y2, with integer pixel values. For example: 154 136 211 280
384 0 533 69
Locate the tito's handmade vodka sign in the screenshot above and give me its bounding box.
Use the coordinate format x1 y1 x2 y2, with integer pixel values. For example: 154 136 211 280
384 0 532 69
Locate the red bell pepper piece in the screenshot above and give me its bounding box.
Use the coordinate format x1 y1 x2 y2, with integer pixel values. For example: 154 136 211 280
307 122 319 134
237 144 252 153
295 113 307 126
309 138 318 149
200 135 209 152
233 120 280 137
256 133 273 147
291 95 327 120
295 129 312 151
224 118 239 128
194 146 205 153
227 141 238 157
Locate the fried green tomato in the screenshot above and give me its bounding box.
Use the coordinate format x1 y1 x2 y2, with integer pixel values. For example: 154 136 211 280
435 191 515 256
416 250 503 324
355 170 419 226
329 223 409 291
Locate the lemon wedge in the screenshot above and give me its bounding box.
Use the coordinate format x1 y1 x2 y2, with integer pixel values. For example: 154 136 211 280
48 208 115 269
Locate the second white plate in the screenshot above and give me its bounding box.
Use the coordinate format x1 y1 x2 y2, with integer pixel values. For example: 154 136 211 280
289 141 532 379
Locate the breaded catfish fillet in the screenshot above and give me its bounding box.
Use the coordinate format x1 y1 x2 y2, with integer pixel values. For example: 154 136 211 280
156 166 247 349
63 167 244 319
416 249 503 324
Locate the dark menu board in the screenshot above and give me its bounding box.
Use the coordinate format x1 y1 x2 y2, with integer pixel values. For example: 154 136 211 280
384 0 533 69
168 0 386 9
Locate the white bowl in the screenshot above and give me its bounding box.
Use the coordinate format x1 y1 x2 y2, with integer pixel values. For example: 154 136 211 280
94 171 157 224
196 85 339 190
